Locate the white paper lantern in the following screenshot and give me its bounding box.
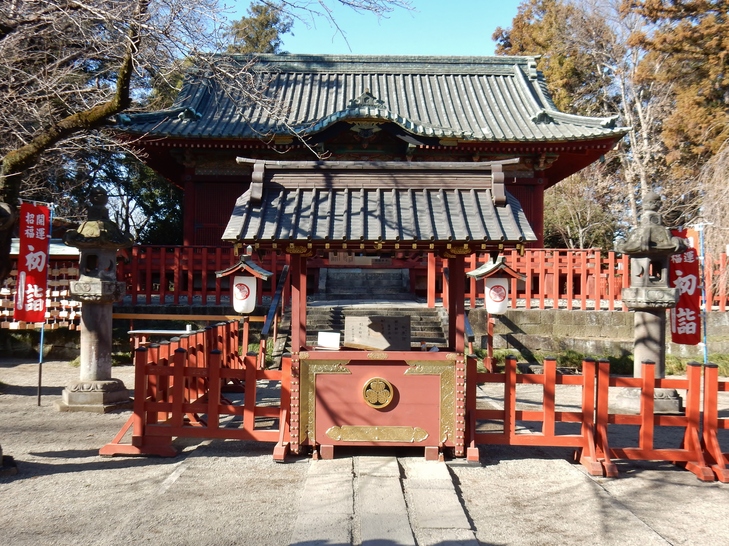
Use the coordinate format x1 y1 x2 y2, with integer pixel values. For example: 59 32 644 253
485 277 509 315
232 275 257 314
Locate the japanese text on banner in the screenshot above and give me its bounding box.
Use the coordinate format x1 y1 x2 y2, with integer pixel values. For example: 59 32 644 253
14 203 50 323
669 232 701 345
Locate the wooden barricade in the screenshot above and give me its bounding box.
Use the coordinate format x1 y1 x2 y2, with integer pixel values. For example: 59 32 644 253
100 321 290 458
594 361 714 481
466 356 603 476
700 364 729 482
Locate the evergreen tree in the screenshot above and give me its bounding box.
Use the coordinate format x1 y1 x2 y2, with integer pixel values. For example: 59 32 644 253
627 0 729 169
226 2 294 54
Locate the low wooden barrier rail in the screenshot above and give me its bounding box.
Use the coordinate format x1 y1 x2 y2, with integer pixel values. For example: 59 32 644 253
700 364 729 482
466 356 603 475
100 321 289 457
594 361 714 481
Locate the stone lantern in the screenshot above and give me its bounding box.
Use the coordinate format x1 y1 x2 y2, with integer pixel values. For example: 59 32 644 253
57 187 134 412
614 191 687 413
617 191 687 377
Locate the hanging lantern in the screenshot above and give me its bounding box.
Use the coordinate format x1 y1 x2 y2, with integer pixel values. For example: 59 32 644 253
485 277 509 315
232 275 257 314
467 256 524 316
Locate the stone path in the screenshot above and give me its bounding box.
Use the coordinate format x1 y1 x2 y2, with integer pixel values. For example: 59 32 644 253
293 456 477 546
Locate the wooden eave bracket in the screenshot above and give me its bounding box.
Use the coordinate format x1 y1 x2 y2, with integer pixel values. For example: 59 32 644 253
251 162 265 204
237 158 265 204
216 254 273 280
491 164 506 206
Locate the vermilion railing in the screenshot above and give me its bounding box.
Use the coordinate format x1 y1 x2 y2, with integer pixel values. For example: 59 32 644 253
116 246 286 306
3 246 729 329
462 250 632 311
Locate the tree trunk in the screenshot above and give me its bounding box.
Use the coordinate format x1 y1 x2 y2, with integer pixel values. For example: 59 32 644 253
0 0 147 283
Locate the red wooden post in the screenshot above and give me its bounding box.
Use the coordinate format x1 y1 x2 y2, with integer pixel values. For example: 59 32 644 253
158 246 166 303
543 357 556 437
207 350 222 430
290 255 306 352
201 247 209 303
550 251 559 309
720 254 728 312
523 249 533 309
214 247 223 304
172 247 181 305
537 251 546 309
578 359 603 475
505 355 517 442
702 364 729 482
594 250 602 311
580 251 588 311
468 253 477 309
595 359 617 476
131 347 149 446
427 252 436 308
446 255 466 351
274 354 292 461
681 362 714 480
171 348 187 429
566 251 574 309
143 248 152 303
466 355 479 461
639 361 656 452
243 353 257 437
132 245 141 305
186 247 194 303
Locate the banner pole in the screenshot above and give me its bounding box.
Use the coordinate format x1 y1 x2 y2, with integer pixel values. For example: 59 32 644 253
697 223 709 366
37 205 53 406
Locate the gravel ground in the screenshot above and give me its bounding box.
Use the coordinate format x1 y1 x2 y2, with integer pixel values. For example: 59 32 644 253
2 357 729 546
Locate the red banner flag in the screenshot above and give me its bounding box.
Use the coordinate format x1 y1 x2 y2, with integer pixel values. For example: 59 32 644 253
14 202 51 323
670 231 701 345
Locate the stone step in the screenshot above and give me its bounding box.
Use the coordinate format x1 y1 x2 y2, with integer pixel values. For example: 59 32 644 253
321 268 411 297
304 304 448 349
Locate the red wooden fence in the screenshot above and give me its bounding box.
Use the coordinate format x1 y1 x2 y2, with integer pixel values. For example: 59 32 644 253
106 334 729 481
4 246 729 329
466 356 603 476
100 321 290 458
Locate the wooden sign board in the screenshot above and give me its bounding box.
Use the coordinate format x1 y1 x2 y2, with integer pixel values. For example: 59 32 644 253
343 315 411 351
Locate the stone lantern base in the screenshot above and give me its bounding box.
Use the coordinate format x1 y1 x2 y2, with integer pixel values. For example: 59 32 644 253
609 387 684 415
55 379 132 414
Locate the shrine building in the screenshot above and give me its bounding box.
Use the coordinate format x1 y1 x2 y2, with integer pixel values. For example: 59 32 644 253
116 54 627 252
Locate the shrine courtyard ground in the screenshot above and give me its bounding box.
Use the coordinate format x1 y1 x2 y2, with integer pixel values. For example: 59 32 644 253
1 357 729 546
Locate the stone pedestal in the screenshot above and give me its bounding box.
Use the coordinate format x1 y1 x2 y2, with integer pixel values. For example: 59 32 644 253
633 309 667 378
56 379 132 413
609 387 683 415
56 284 132 413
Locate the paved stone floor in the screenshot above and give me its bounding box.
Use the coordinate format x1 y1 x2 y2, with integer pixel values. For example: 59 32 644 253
2 358 729 545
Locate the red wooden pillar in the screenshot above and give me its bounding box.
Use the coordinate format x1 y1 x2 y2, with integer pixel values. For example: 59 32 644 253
290 254 307 352
427 252 437 308
532 175 545 247
182 172 195 246
447 255 465 352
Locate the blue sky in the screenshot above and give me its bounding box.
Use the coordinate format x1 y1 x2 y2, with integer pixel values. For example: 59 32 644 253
229 1 522 56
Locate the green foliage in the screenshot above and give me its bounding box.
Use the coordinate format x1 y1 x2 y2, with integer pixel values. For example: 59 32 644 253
493 0 619 116
45 147 183 244
630 0 729 168
225 1 294 54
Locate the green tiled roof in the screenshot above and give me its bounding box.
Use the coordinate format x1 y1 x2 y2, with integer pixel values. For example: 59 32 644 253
117 54 627 143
